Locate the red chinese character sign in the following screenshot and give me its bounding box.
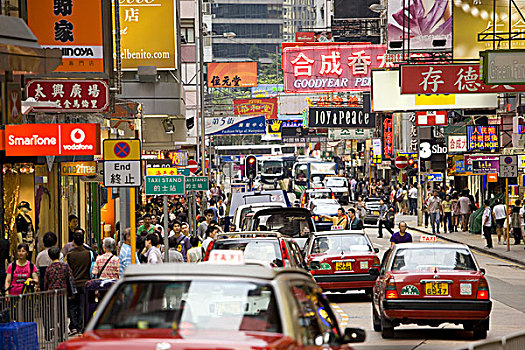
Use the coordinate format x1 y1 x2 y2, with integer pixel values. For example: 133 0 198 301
382 115 394 160
401 64 525 94
26 79 109 112
233 98 278 120
283 45 388 93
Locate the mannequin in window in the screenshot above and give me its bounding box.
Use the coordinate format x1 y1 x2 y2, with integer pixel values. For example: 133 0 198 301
16 201 35 261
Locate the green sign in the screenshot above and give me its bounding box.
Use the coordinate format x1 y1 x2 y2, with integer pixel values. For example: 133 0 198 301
145 176 185 195
185 176 209 191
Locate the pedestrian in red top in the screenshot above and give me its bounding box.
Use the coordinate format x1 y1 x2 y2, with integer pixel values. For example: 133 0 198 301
4 243 38 296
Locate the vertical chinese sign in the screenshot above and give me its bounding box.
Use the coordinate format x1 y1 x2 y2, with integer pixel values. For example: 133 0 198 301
381 115 394 160
115 0 177 69
27 0 104 73
282 44 388 93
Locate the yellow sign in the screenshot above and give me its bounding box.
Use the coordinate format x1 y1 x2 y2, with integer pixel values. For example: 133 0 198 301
103 139 141 161
518 155 525 169
115 0 176 69
35 165 48 176
61 162 97 176
146 167 183 176
414 94 455 106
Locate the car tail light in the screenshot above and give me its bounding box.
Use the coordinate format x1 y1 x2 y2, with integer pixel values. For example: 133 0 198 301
280 240 290 260
385 279 398 299
203 241 214 261
373 257 381 268
477 278 490 300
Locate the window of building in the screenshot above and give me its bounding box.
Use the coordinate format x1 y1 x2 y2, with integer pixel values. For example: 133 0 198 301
181 19 195 44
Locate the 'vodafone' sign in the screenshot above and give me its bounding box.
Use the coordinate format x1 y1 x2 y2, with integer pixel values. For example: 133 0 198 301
5 123 100 156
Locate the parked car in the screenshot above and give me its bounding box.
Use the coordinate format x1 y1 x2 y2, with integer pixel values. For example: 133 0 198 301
363 197 382 225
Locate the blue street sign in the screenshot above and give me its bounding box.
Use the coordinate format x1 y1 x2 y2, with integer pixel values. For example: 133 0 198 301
427 173 443 182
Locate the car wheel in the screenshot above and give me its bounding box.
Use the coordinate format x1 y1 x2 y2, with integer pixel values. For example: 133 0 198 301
381 314 395 339
473 329 487 340
372 304 381 332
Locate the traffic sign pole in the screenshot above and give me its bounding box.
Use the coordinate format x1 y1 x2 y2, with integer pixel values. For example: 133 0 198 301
130 187 136 264
506 177 510 252
163 195 169 262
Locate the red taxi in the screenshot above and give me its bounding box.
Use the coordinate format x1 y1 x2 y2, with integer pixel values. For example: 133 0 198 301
371 243 492 339
58 264 365 349
304 231 381 297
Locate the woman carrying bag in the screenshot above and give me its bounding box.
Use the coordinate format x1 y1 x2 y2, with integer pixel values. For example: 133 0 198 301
4 243 38 296
91 238 119 280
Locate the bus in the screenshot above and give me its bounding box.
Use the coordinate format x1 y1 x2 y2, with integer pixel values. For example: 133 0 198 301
292 159 337 196
259 155 296 188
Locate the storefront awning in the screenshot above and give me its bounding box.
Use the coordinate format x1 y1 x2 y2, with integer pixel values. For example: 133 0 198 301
0 15 61 73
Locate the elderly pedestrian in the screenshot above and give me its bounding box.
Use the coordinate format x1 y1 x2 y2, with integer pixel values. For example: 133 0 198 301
91 238 119 280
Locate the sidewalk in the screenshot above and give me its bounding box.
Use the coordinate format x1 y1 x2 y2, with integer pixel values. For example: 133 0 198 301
399 214 525 266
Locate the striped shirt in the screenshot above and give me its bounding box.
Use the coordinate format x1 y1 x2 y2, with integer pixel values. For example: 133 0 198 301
91 252 119 279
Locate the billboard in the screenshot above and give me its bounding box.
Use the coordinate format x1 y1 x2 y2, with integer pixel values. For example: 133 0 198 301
466 125 499 151
481 50 525 85
467 155 500 174
453 0 525 59
401 64 525 94
233 98 278 120
251 84 283 98
205 116 265 135
371 70 498 112
334 0 380 19
207 62 257 88
115 0 177 69
282 44 387 93
308 107 375 128
387 0 452 51
26 0 104 72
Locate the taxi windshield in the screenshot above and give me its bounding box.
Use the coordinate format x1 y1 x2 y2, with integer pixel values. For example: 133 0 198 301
213 240 281 264
391 248 477 271
311 235 371 254
95 281 281 333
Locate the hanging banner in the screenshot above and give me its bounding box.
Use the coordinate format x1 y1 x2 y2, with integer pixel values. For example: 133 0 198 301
381 115 394 160
205 115 265 135
26 0 104 73
283 44 388 93
466 125 499 151
328 128 374 140
233 98 278 120
387 0 452 52
207 62 257 88
308 107 375 128
401 64 525 94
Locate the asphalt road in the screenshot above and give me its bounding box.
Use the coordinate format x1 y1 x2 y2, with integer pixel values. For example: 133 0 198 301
327 226 525 350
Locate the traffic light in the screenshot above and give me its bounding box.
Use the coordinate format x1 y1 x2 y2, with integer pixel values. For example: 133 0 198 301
245 155 257 179
407 157 418 176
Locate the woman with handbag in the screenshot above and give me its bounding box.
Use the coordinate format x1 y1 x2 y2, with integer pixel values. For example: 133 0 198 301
91 238 119 280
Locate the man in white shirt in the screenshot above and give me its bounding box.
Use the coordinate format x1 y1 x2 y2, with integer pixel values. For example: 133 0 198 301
482 200 493 248
144 233 163 264
408 184 418 216
492 199 507 244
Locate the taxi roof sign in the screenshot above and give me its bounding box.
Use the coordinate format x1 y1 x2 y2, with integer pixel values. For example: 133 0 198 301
420 235 438 242
104 139 141 161
208 250 245 265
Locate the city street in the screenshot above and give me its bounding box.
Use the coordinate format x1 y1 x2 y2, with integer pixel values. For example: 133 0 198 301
328 226 525 350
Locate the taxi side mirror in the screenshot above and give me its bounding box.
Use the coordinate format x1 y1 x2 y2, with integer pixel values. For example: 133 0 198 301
374 248 380 253
480 268 486 275
309 261 320 270
342 327 366 343
369 268 380 277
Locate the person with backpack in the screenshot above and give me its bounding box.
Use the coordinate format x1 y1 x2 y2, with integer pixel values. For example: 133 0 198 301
4 243 38 296
482 200 493 249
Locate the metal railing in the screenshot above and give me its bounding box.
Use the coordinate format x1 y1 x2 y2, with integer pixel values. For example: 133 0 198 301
459 331 525 350
0 289 69 350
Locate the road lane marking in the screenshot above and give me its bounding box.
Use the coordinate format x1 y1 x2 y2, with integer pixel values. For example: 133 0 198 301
472 250 525 268
331 303 349 328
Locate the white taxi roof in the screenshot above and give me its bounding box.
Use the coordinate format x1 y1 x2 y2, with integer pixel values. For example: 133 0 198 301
313 230 365 236
392 242 469 250
124 263 312 281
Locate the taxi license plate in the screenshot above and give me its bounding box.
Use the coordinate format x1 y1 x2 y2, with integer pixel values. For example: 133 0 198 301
425 282 448 296
373 211 380 215
334 261 352 271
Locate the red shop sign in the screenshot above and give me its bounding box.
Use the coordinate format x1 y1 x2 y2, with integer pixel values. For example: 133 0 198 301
283 44 389 93
233 98 278 119
26 79 110 112
5 123 101 156
400 64 525 94
295 32 315 42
